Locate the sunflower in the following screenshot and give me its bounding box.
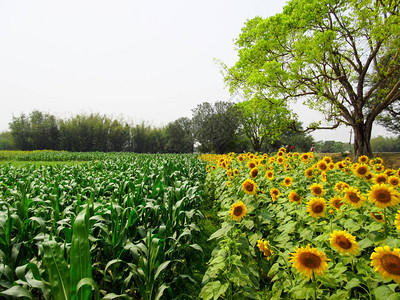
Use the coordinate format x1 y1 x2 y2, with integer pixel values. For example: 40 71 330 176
395 211 400 231
358 155 369 164
277 150 285 157
229 200 247 222
289 190 301 204
277 156 285 165
307 197 326 218
335 161 346 170
238 154 245 162
226 169 233 178
300 153 310 163
317 160 328 172
354 164 369 178
385 169 395 177
242 179 257 195
322 156 333 164
257 239 274 261
329 230 359 255
249 167 259 178
371 246 400 284
343 186 366 208
233 168 240 176
293 152 300 159
368 184 400 208
371 211 385 223
389 176 400 188
321 171 327 183
226 181 231 187
374 173 388 184
289 244 329 278
283 176 293 187
247 161 257 169
310 183 326 197
305 167 314 179
278 147 286 153
374 164 385 173
265 170 274 180
270 188 280 202
329 195 344 210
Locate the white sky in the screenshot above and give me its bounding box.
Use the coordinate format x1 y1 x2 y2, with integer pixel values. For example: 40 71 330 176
0 0 395 142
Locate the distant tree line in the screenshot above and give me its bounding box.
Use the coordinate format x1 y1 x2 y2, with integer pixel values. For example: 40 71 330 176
3 101 398 153
1 102 316 153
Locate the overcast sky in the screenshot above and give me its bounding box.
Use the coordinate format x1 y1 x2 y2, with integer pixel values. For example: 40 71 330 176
0 0 395 142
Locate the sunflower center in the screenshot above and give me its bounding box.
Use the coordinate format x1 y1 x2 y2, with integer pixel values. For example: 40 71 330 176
245 183 254 192
313 187 322 195
376 177 386 183
336 236 352 249
376 190 391 203
358 167 367 175
333 200 343 209
391 179 399 186
312 203 324 213
293 195 300 202
299 252 321 269
319 164 327 171
233 206 243 216
348 193 360 203
272 190 279 196
372 212 383 220
382 254 400 275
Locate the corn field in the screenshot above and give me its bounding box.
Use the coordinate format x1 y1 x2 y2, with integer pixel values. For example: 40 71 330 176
0 152 206 299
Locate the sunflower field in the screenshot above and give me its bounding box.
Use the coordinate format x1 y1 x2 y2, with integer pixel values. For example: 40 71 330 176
199 150 400 300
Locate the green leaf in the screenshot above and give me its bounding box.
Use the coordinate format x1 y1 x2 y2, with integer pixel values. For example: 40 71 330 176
154 260 171 282
345 277 360 290
375 285 397 300
70 206 92 300
358 237 374 249
199 281 229 300
41 240 70 300
0 285 33 299
208 223 233 240
76 278 99 300
103 293 131 299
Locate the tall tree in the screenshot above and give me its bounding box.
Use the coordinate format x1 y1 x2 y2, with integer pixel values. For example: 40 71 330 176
192 102 239 153
223 0 400 158
9 111 59 150
165 117 194 153
235 96 292 152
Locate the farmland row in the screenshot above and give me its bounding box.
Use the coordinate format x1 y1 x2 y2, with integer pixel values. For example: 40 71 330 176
0 153 207 299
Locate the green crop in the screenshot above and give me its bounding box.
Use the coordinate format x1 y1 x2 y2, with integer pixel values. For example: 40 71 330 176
0 153 207 299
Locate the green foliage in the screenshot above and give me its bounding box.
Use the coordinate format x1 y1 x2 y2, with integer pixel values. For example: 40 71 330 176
0 132 15 150
192 102 240 154
223 0 400 158
371 136 400 152
235 97 293 152
0 153 207 299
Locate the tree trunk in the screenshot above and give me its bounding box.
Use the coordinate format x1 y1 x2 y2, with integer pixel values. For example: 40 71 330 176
353 122 373 159
251 137 262 153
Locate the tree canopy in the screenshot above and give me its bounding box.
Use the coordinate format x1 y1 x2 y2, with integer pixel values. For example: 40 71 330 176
223 0 400 158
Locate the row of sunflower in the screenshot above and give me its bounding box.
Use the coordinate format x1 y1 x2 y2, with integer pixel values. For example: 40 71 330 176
199 150 400 300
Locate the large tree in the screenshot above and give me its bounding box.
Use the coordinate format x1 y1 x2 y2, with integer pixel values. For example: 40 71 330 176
235 96 292 152
192 101 240 153
223 0 400 158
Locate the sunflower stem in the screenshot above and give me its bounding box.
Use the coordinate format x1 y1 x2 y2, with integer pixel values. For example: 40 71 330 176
312 271 318 300
384 207 388 238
